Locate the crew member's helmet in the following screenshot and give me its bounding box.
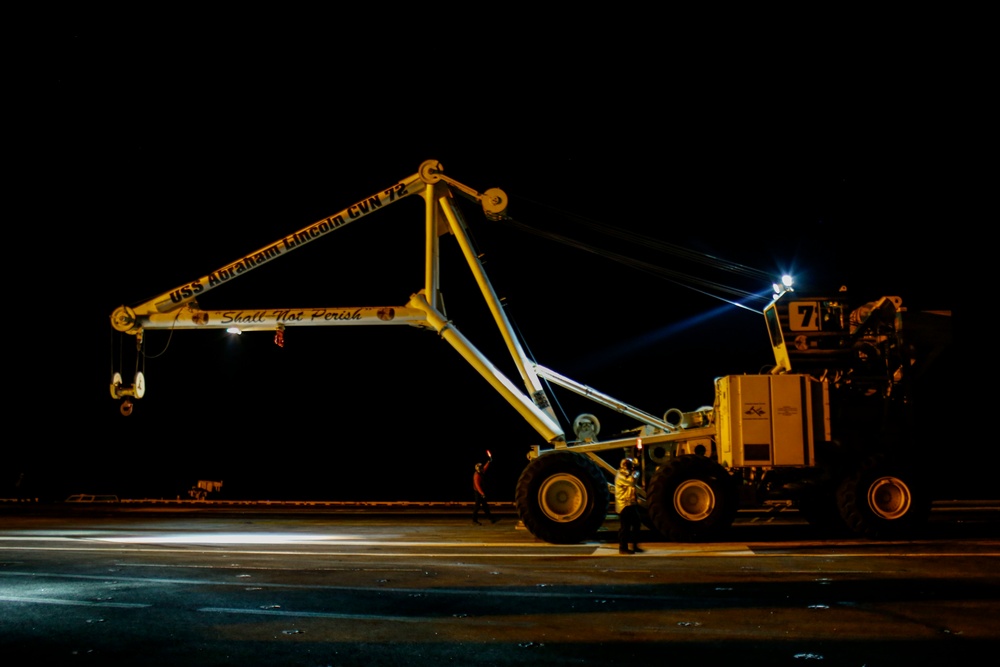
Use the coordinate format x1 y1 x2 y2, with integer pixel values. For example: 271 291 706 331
475 463 483 473
620 458 634 472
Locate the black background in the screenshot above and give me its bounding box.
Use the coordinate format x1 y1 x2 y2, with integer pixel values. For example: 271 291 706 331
11 21 973 502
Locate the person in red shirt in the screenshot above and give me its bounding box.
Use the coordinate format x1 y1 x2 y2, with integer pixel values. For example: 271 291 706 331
472 455 498 525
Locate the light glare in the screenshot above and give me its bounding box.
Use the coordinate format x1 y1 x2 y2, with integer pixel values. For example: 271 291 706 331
93 532 351 545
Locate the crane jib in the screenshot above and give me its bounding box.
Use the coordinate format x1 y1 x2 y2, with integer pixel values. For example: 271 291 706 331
152 181 416 314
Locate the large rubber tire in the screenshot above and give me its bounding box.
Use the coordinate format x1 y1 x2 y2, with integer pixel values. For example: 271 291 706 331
836 456 931 539
515 450 609 544
647 455 738 542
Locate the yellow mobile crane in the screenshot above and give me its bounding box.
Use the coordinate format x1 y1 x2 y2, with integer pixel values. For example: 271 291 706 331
110 160 953 544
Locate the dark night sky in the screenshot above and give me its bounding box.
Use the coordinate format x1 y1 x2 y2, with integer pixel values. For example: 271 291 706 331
13 25 972 502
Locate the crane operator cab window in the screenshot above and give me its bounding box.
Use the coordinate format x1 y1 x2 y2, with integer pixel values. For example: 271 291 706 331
766 292 850 374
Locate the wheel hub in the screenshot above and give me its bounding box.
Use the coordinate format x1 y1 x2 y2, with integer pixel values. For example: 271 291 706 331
867 476 912 520
538 474 587 523
673 479 715 521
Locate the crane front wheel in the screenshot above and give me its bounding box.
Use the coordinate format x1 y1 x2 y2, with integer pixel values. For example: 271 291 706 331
515 451 609 544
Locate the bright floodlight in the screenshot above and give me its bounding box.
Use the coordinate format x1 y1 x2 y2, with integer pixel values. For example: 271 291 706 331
773 274 794 298
226 327 242 335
